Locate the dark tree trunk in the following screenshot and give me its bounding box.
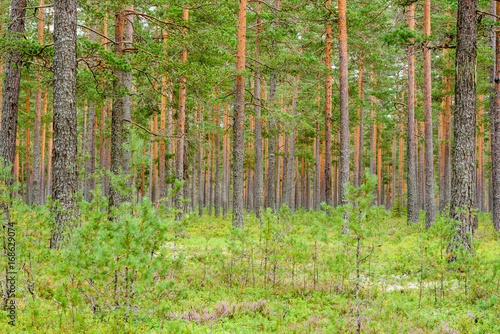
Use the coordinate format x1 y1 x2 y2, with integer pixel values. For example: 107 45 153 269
232 0 247 228
448 0 478 255
253 5 264 217
492 1 500 232
84 103 96 202
314 123 320 209
108 7 126 211
406 3 419 224
0 0 27 181
265 73 278 211
325 0 333 207
50 0 78 249
285 75 300 210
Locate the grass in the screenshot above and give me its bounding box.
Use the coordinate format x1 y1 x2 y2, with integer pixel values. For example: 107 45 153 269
0 198 499 333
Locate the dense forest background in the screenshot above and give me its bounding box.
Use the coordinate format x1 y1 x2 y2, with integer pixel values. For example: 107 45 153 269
0 0 499 332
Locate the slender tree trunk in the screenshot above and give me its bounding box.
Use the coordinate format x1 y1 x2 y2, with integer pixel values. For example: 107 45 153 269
122 7 134 196
423 0 435 227
448 0 478 254
109 7 126 211
266 73 278 210
232 0 247 228
25 127 31 203
160 31 168 203
285 74 300 210
489 0 496 215
41 91 48 202
183 111 190 213
358 59 364 187
50 0 78 249
324 0 333 207
406 3 419 224
25 96 31 204
175 7 189 216
32 0 45 205
167 82 174 207
215 113 221 216
478 95 485 213
253 5 263 217
492 0 500 232
314 122 320 209
338 0 350 209
198 109 204 216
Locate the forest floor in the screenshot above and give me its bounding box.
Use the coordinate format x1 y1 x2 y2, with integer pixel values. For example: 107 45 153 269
1 200 499 333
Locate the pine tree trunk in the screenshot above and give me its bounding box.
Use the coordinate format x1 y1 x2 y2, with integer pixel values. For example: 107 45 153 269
25 127 31 204
183 112 190 213
338 0 350 209
449 0 478 254
50 0 78 249
314 122 320 209
175 7 189 216
285 74 300 210
232 0 247 228
489 0 496 215
406 3 419 224
32 1 44 204
266 73 278 210
0 0 27 181
122 7 134 191
358 60 364 187
423 0 435 227
167 83 174 207
109 7 126 211
215 114 221 216
253 5 264 217
41 91 48 202
492 0 500 232
324 0 333 207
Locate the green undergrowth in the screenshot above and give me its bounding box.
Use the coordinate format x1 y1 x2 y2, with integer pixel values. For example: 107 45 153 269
0 186 499 333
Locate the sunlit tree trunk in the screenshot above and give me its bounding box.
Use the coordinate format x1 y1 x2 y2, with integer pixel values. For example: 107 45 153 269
338 0 350 210
423 0 435 227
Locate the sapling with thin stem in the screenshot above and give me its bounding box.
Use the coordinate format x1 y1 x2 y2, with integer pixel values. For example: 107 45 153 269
338 169 377 334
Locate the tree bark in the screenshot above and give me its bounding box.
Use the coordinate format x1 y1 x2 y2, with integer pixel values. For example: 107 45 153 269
108 6 126 211
492 0 500 232
253 4 264 217
406 3 419 224
423 0 435 227
338 0 350 209
448 0 477 255
50 0 78 249
175 7 189 216
325 0 333 207
0 0 27 181
232 0 247 228
285 74 300 210
32 0 45 205
122 6 134 196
